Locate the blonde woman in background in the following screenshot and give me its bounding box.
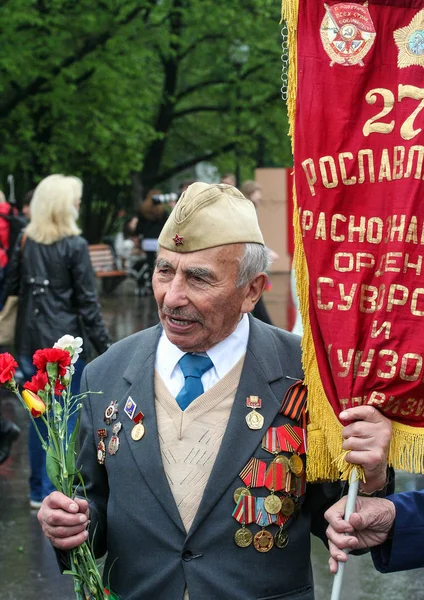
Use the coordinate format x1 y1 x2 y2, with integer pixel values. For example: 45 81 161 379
1 174 111 508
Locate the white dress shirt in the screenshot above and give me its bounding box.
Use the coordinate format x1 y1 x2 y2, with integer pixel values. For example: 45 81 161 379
155 314 250 397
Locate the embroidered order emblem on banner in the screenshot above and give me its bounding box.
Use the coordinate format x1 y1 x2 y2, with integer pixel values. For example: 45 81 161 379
394 9 424 69
320 2 376 67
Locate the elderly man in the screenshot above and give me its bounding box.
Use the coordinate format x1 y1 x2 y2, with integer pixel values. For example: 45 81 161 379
38 183 392 600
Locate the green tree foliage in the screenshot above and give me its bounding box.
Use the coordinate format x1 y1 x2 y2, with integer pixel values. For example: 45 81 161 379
0 0 292 238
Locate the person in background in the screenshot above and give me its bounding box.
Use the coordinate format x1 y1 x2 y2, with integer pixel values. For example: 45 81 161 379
0 189 23 463
114 216 140 270
38 182 392 599
0 190 15 306
325 485 424 574
0 407 20 465
1 174 111 508
221 172 237 186
136 188 176 287
21 189 33 224
115 216 151 296
241 180 278 326
0 190 10 269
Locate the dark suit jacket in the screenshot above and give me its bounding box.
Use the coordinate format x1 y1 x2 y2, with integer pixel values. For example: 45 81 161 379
78 316 344 600
372 490 424 573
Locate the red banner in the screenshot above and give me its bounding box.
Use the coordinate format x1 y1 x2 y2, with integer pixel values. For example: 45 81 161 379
283 0 424 480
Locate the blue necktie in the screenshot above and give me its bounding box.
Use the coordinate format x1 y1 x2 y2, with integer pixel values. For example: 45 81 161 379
175 353 214 410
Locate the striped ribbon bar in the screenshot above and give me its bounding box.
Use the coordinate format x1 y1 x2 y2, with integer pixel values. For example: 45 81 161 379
264 462 285 492
243 494 256 525
276 511 289 527
255 497 276 526
276 424 305 454
232 496 245 524
262 427 282 454
239 458 267 487
280 380 307 422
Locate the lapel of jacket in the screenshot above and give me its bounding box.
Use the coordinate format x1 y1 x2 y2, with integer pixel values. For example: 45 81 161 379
186 317 294 539
118 325 186 534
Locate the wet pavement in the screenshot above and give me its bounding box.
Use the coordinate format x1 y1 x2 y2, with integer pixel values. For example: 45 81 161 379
1 274 423 599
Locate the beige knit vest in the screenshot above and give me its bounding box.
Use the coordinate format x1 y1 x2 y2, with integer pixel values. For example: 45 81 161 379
154 355 245 533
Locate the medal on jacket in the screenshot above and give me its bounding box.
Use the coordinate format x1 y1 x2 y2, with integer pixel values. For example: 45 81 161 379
233 486 252 504
104 401 118 426
233 495 255 548
290 470 306 497
131 411 145 441
108 422 122 455
97 429 107 465
124 396 137 420
288 453 304 476
245 396 264 430
279 380 307 422
280 495 296 517
264 462 285 515
262 427 281 455
238 458 266 489
277 424 306 455
274 512 290 549
253 498 275 552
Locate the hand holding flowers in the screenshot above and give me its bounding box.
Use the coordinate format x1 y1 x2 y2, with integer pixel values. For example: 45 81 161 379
0 336 117 600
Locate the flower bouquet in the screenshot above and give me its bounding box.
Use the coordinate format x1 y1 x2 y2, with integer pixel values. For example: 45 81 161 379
0 335 118 600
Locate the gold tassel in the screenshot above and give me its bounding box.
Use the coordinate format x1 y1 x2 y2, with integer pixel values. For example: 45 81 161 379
389 422 424 473
280 0 299 148
284 0 367 483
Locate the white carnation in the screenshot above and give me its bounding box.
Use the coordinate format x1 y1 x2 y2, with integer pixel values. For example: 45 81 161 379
54 335 83 364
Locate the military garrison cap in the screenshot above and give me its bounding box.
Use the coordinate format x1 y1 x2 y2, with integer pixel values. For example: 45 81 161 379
158 182 264 252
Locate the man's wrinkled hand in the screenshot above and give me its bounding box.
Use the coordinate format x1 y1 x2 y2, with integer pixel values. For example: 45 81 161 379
37 491 90 550
325 495 396 573
340 405 392 493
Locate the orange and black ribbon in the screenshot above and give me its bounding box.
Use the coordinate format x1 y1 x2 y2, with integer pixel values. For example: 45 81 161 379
279 380 307 423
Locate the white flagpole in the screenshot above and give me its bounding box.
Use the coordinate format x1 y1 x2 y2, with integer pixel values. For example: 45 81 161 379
330 467 359 600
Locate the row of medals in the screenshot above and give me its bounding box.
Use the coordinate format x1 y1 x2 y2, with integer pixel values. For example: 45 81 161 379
233 452 304 553
97 400 145 464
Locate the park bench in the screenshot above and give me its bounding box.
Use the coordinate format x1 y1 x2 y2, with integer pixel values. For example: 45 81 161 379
88 243 128 294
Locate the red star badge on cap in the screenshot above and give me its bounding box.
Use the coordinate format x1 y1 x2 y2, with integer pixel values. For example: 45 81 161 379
173 234 184 246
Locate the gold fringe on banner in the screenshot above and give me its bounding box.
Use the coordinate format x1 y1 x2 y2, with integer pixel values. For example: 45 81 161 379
281 0 345 482
389 422 424 473
280 0 299 149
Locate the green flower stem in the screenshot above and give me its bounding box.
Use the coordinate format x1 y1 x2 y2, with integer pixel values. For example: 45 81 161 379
70 542 107 600
4 367 112 600
41 413 61 463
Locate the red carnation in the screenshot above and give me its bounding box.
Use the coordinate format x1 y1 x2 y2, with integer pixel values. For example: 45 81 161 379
54 380 66 395
33 348 71 377
24 370 48 393
0 352 18 384
24 369 66 396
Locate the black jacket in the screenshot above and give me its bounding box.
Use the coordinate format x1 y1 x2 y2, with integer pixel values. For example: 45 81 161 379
2 234 111 358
